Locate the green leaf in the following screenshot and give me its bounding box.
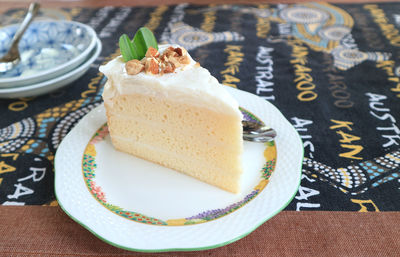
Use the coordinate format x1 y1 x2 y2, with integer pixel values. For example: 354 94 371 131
133 27 158 59
119 34 138 62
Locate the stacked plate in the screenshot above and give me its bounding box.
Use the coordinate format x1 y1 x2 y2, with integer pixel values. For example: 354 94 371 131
0 20 102 98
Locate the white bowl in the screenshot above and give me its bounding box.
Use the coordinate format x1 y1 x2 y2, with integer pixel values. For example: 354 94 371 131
0 37 102 98
0 20 98 88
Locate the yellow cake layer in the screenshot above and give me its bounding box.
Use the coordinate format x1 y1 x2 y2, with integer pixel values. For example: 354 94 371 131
107 93 240 135
106 111 240 149
105 93 243 193
107 118 240 166
111 136 241 193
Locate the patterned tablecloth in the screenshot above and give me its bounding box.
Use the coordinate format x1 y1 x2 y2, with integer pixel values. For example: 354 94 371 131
0 2 399 211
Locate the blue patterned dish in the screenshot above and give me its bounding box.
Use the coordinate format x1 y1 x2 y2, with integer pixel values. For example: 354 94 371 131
0 20 97 88
0 38 101 98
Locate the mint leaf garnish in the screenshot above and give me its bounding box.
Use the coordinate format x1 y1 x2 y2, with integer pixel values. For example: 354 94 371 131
119 27 159 62
119 34 138 62
133 27 159 60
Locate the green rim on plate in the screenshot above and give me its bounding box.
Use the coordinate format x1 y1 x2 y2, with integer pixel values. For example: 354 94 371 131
54 86 304 252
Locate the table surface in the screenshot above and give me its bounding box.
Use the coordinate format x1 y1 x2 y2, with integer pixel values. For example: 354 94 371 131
1 0 400 256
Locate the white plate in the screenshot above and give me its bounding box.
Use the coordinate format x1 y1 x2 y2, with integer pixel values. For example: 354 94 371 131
0 37 101 98
55 87 303 252
0 20 98 88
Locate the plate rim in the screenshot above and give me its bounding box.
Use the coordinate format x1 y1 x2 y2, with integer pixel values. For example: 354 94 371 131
54 88 303 252
55 175 301 253
0 20 98 86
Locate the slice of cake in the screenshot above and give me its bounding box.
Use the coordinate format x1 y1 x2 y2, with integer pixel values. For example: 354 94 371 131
100 44 243 193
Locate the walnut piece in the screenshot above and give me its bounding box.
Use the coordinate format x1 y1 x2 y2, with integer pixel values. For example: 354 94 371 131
125 46 191 76
168 56 181 68
162 47 179 58
178 55 190 65
125 59 144 75
174 47 187 56
162 62 175 73
145 47 160 58
144 57 159 74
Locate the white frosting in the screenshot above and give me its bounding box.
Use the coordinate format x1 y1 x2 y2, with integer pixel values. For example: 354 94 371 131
100 44 242 116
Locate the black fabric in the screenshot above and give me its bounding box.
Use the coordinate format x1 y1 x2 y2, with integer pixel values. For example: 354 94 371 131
1 3 399 210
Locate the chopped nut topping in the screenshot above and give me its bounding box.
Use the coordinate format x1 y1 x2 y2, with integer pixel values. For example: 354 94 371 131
162 62 175 73
161 55 169 62
144 57 159 74
125 59 144 75
178 55 190 65
174 47 187 56
126 46 191 76
168 56 181 68
145 47 160 58
163 47 179 58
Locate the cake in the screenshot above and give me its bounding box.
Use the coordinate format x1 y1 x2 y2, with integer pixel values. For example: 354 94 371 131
100 44 244 193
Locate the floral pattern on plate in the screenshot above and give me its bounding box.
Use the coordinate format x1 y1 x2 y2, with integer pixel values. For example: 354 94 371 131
82 108 277 226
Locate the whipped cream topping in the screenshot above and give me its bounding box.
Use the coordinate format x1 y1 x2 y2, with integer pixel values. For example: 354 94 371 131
100 44 242 116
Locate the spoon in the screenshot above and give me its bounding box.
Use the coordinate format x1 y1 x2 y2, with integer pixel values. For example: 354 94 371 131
242 120 277 142
0 3 40 73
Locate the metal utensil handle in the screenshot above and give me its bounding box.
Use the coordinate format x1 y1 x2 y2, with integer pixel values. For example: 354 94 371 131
9 3 40 46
